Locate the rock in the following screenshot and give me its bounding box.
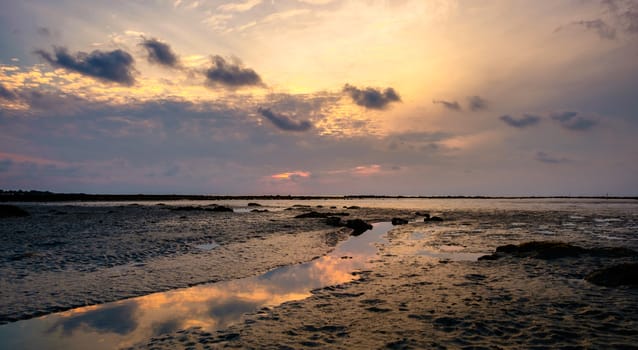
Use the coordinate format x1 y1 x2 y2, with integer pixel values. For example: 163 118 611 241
345 219 373 236
171 206 205 211
247 202 262 207
416 212 430 218
477 254 500 261
209 205 233 212
586 263 638 287
0 205 30 218
497 241 585 259
424 216 443 222
347 206 361 209
391 218 409 225
295 211 329 219
250 209 269 213
326 216 342 227
295 211 349 219
479 241 637 260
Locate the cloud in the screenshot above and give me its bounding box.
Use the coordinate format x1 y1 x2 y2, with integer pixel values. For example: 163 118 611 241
36 27 50 37
218 0 262 12
204 56 263 88
140 38 179 67
35 47 136 85
499 114 541 128
573 19 617 39
343 84 401 110
0 83 17 101
432 99 461 111
602 0 638 33
257 107 312 131
550 111 597 131
535 151 569 164
271 170 311 180
467 95 488 111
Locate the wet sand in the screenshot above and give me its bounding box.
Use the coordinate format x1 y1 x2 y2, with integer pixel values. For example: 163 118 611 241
0 203 410 324
1 200 638 349
128 209 638 349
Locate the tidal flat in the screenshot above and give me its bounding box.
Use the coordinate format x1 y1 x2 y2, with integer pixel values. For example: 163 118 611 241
1 199 637 349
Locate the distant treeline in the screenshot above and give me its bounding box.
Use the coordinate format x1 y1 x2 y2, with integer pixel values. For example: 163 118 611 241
0 190 636 202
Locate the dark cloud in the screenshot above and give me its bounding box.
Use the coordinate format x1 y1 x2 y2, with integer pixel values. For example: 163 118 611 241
535 151 569 164
432 99 461 111
499 114 541 128
467 95 488 111
140 38 179 67
257 107 312 132
205 55 263 88
573 19 617 39
602 0 638 33
343 84 401 110
35 47 136 85
36 27 50 37
550 111 597 131
0 83 17 101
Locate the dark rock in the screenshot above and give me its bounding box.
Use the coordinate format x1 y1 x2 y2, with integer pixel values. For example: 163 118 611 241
250 209 269 213
586 263 638 287
171 206 205 211
326 216 342 227
345 219 373 236
416 212 430 218
588 247 637 258
391 218 409 225
209 205 233 212
330 206 337 209
295 211 329 219
477 254 500 261
347 206 361 209
247 202 262 207
0 205 30 218
497 241 585 259
480 241 637 260
424 216 443 222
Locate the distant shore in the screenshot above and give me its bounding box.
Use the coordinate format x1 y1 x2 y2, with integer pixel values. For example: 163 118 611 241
1 191 636 202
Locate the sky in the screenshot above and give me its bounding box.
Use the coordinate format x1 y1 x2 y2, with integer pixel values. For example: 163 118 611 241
0 0 637 196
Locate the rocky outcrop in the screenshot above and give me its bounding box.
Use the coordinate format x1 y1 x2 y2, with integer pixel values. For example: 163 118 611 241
424 216 443 222
479 241 636 261
295 211 329 219
391 218 409 225
0 205 30 218
586 263 638 287
345 219 373 236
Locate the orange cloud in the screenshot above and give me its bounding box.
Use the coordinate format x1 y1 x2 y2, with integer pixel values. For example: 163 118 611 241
352 164 381 176
270 170 311 180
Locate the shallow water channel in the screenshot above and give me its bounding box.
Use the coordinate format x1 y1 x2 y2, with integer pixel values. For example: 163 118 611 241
0 222 395 349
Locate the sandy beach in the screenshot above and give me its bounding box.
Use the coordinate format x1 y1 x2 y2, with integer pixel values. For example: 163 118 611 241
1 199 637 349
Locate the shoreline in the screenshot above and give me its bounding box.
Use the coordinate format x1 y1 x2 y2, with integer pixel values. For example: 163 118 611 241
1 192 637 202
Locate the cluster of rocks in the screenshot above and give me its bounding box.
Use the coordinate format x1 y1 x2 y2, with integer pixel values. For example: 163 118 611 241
294 211 372 235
